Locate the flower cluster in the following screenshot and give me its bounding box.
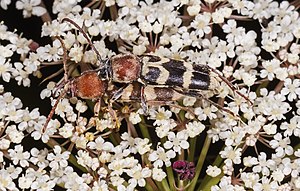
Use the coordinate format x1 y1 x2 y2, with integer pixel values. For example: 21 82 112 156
1 0 300 190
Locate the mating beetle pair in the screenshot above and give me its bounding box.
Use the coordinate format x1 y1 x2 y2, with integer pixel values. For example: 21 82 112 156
43 18 251 131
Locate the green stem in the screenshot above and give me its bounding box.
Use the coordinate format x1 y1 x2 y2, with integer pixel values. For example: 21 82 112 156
166 166 175 190
187 136 211 191
139 116 152 143
198 150 224 190
145 181 155 191
161 178 171 191
108 131 119 146
155 180 166 191
199 172 224 191
188 137 197 162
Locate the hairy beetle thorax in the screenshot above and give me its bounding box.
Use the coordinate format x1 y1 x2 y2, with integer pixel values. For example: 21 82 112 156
71 71 108 100
110 54 141 83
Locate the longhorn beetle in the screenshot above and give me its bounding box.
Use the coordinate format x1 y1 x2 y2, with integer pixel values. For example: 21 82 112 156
43 16 251 131
62 18 252 111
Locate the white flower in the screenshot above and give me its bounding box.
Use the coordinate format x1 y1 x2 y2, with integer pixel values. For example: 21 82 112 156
152 168 166 181
211 176 234 191
75 100 88 113
135 138 151 155
88 136 114 152
108 159 127 176
12 62 31 87
149 107 172 126
183 97 196 106
18 174 34 189
271 169 284 182
280 78 300 101
31 175 56 190
0 56 13 82
260 59 280 80
6 164 22 179
110 176 125 190
31 118 59 143
129 112 141 124
36 39 63 62
155 121 177 138
185 121 205 138
69 44 84 63
91 179 109 191
8 145 30 167
194 103 218 121
0 138 10 150
30 148 49 168
74 134 88 149
280 116 300 137
212 7 232 24
6 125 24 143
58 123 74 138
81 7 101 27
187 4 200 16
15 0 46 18
240 172 259 188
148 146 176 167
126 165 151 187
0 45 13 58
0 170 17 190
40 81 56 99
163 131 189 154
220 146 242 166
53 98 73 118
252 152 275 176
47 145 70 170
206 165 222 177
190 12 211 37
41 20 68 37
243 156 258 167
77 150 99 171
0 0 11 10
269 133 293 157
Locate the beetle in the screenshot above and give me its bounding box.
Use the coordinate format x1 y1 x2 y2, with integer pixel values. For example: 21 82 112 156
42 18 251 131
62 18 252 110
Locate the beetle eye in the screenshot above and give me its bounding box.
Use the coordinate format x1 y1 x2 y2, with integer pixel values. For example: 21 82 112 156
97 60 111 80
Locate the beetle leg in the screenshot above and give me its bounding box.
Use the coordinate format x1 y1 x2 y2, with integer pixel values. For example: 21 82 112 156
107 102 121 130
173 89 238 118
94 99 102 117
140 85 149 114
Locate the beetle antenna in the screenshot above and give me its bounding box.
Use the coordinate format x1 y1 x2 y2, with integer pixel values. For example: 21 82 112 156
208 66 253 105
62 18 105 67
43 90 67 132
43 36 70 133
55 36 69 82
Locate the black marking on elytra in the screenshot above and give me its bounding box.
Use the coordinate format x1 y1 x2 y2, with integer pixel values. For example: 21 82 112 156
154 87 175 101
143 66 161 84
193 64 210 74
144 55 161 62
129 83 142 100
162 59 186 71
162 60 186 87
189 65 210 90
189 74 210 89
